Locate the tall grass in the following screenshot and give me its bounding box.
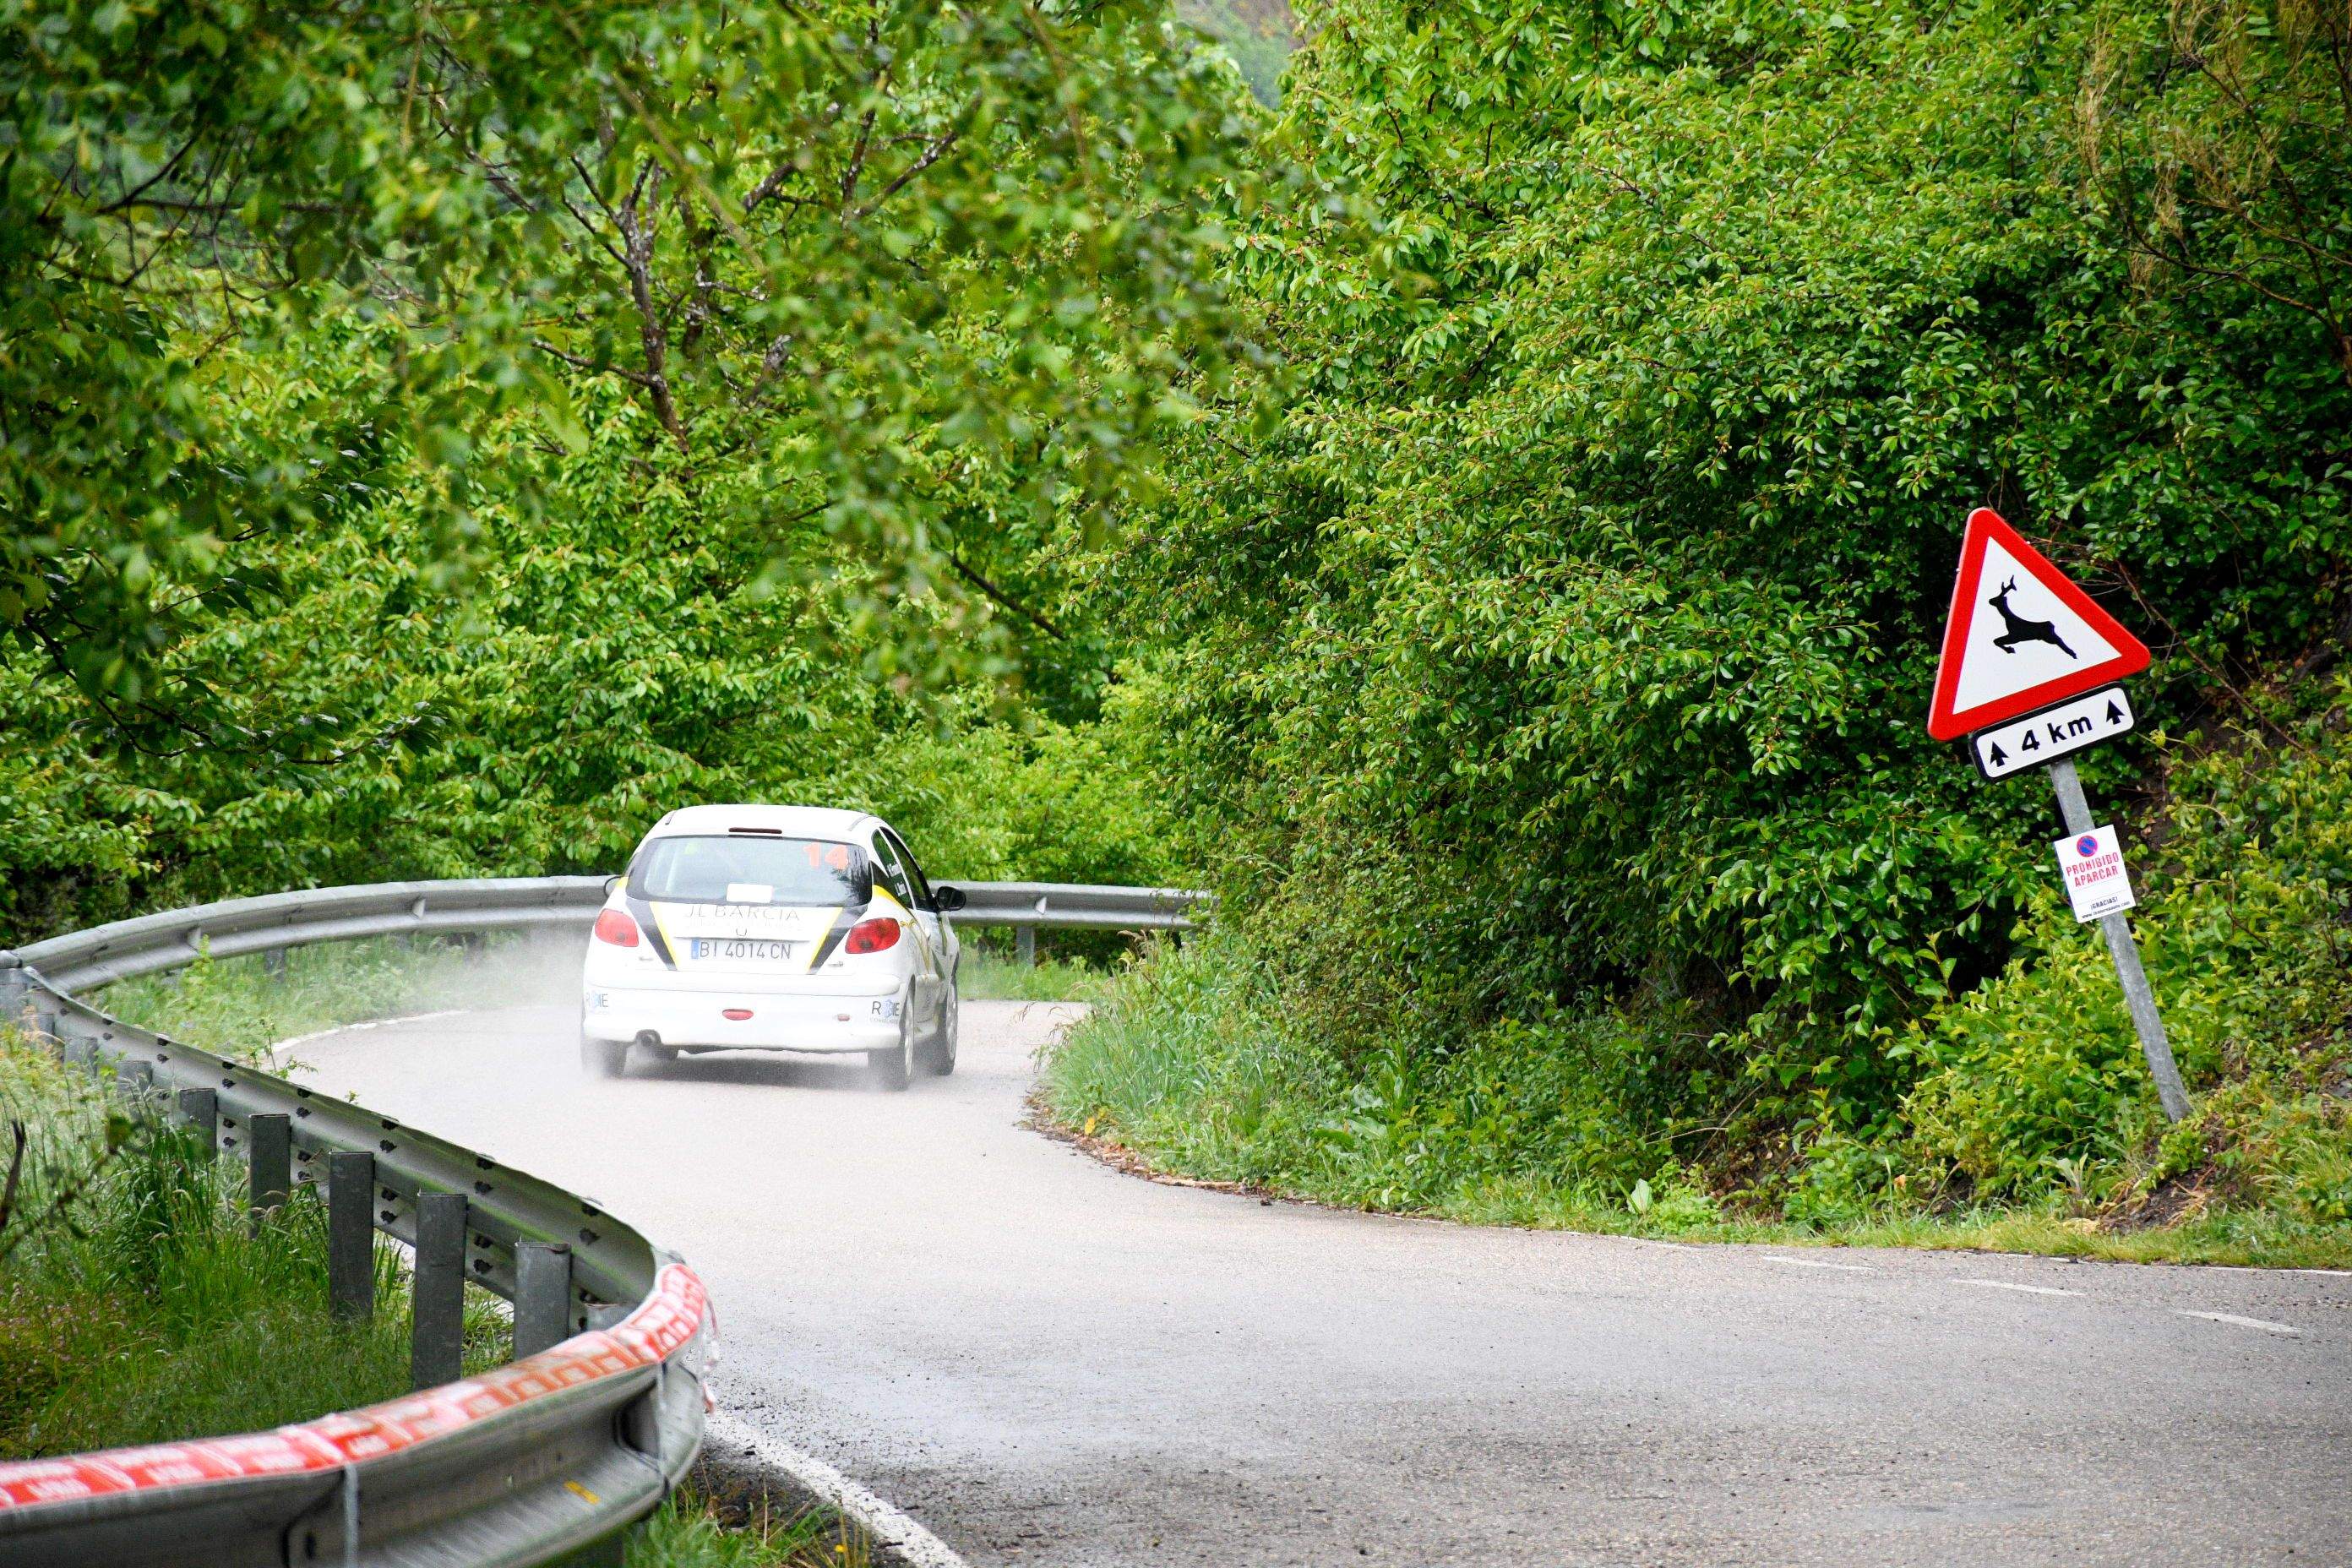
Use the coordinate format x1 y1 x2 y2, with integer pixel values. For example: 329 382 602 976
1039 928 2352 1268
629 1487 868 1568
102 935 574 1063
954 934 1124 1004
0 1029 504 1456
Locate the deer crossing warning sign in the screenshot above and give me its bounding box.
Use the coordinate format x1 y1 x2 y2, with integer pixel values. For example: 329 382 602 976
1925 509 2151 742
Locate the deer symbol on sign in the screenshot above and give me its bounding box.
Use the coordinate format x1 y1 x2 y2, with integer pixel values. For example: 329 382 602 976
1987 577 2077 659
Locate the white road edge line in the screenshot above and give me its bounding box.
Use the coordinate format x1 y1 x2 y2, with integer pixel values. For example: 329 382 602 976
1764 1256 1875 1272
270 1009 466 1066
710 1412 971 1568
2176 1310 2300 1336
2180 1264 2352 1278
1956 1278 2080 1297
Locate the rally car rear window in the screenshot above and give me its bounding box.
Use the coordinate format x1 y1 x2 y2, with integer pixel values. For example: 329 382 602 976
630 836 868 906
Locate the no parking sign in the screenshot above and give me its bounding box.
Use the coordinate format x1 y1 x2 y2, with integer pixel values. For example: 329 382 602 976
2054 825 2136 923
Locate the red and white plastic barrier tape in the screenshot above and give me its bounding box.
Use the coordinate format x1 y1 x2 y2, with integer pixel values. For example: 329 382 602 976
0 1264 706 1511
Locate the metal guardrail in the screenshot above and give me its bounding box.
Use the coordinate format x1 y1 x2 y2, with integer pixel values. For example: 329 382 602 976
940 880 1206 933
0 958 707 1567
14 878 1208 993
14 877 612 994
0 874 1206 1565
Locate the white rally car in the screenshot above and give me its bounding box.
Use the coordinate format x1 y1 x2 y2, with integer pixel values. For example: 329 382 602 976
580 804 963 1088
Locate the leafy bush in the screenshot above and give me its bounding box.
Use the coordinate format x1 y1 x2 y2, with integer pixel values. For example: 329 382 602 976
1903 680 2352 1217
1048 676 2352 1255
1087 0 2352 1170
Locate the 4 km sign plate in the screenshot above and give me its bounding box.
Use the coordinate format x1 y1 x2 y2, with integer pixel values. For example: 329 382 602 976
1971 685 2136 780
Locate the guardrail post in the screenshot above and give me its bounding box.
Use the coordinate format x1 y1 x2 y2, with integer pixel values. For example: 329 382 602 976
263 945 289 979
176 1087 218 1156
568 1532 628 1568
411 1192 467 1388
514 1242 572 1358
248 1113 291 1233
328 1151 375 1322
1016 925 1036 966
0 952 24 1025
119 1060 156 1108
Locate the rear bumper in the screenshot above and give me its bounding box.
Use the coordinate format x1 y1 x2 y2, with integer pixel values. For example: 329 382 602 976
582 981 905 1053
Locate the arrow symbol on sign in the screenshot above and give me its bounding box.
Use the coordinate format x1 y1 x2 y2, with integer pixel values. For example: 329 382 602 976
1986 741 2008 768
2106 699 2124 725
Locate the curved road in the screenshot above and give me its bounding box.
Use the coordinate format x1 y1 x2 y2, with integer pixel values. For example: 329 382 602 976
291 994 2350 1566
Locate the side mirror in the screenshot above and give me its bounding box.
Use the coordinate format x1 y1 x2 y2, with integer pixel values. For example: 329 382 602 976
934 884 968 913
603 874 623 896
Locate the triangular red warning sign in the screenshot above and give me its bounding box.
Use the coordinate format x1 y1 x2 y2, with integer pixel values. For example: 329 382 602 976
1926 509 2149 741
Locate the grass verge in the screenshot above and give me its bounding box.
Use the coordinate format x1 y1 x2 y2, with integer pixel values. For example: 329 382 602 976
1038 924 2352 1270
956 938 1120 1004
629 1485 869 1568
99 934 569 1062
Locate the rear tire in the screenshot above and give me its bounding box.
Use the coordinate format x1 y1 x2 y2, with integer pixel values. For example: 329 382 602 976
917 984 957 1076
580 1035 630 1079
868 1012 912 1092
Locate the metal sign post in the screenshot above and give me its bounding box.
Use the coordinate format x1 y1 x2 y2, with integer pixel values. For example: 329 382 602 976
2044 756 2192 1121
1926 507 2191 1122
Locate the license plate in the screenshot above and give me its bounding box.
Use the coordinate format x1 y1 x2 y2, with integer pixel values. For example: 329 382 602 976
690 939 797 961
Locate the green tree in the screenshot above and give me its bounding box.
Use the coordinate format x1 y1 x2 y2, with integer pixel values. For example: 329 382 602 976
3 0 1269 739
1109 0 2352 1141
0 350 1185 942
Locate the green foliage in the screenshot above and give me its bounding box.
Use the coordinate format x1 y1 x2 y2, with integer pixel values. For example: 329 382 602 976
5 0 1274 725
1102 0 2352 1150
0 367 1186 942
1045 675 2352 1256
1903 679 2352 1219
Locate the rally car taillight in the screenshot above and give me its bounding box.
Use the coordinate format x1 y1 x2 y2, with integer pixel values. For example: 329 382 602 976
844 917 900 955
593 909 641 947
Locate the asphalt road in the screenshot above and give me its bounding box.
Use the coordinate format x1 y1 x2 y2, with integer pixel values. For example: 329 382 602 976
291 994 2352 1567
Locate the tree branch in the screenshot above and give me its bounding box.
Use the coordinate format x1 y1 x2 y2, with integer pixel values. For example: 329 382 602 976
941 548 1066 640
